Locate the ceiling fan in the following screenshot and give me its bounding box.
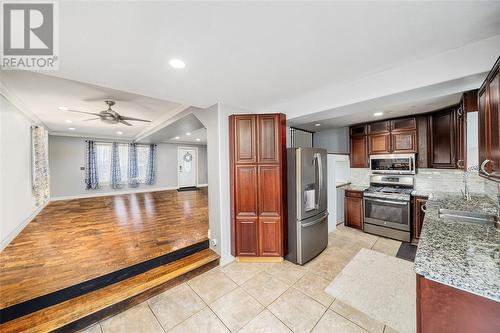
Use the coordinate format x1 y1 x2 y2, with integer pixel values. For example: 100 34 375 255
60 100 151 126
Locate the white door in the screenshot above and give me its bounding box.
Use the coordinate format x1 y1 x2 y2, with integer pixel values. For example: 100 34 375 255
178 147 197 188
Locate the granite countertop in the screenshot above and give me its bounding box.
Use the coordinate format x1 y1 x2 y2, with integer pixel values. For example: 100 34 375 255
414 192 500 302
411 190 431 197
336 181 351 188
339 184 367 192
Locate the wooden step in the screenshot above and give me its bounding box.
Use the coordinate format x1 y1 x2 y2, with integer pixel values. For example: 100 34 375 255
0 249 219 333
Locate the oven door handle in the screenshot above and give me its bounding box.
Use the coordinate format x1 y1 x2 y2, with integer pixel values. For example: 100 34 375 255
365 198 408 206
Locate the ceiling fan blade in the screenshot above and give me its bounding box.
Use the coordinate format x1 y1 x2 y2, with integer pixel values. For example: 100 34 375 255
64 109 102 117
82 117 101 121
119 116 151 122
119 120 133 126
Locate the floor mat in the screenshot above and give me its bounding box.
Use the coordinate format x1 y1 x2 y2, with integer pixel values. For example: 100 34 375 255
325 248 416 333
396 242 418 262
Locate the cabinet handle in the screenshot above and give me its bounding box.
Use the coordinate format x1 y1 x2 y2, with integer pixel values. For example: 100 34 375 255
457 108 464 117
480 160 492 176
421 204 427 213
456 160 464 169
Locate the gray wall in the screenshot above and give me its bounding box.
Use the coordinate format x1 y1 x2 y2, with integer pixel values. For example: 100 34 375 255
313 127 349 153
1 96 41 250
49 135 207 198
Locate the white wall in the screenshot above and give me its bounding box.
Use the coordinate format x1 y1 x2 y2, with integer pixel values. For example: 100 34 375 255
313 127 349 153
0 96 45 250
49 135 208 199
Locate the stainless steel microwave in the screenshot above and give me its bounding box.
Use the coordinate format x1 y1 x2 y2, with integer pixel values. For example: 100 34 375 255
370 154 416 175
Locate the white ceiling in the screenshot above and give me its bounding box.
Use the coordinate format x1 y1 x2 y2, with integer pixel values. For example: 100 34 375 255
1 71 187 140
138 113 207 144
47 1 500 114
2 2 500 136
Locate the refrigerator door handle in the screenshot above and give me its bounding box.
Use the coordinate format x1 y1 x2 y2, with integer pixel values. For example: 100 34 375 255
314 153 322 210
301 212 328 228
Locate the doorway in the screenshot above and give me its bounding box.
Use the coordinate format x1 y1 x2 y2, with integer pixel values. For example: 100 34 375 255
178 147 198 189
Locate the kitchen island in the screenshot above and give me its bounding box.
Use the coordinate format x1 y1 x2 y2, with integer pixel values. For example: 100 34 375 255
414 192 500 333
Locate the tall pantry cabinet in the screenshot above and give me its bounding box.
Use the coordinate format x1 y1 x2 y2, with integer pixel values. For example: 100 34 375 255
229 114 287 258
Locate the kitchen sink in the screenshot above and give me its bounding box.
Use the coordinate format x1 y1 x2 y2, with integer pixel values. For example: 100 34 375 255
438 208 498 228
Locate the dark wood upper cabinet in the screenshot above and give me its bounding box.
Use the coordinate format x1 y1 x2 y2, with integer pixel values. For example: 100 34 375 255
368 133 391 154
392 130 417 153
344 190 363 229
229 113 287 257
258 114 279 164
350 124 367 136
233 115 257 164
391 117 417 132
429 108 457 169
478 57 500 181
350 135 368 168
367 121 390 134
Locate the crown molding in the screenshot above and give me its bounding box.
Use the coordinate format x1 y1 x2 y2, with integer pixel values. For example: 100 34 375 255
0 80 47 126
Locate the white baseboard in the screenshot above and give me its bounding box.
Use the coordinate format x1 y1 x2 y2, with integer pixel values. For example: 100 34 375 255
198 183 208 187
1 200 49 251
50 186 178 201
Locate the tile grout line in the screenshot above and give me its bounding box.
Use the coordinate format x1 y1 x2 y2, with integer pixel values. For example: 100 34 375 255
146 301 169 333
329 304 372 333
186 281 233 333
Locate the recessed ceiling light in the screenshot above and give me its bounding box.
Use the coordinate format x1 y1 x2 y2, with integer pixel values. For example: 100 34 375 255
116 131 123 135
196 138 201 141
58 106 68 111
169 58 186 69
68 127 75 131
374 112 383 117
315 123 321 127
65 119 72 123
186 132 191 136
175 136 180 140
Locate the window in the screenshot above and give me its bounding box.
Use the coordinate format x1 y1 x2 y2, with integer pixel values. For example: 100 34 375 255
92 142 149 185
118 144 129 183
95 143 112 184
136 145 149 182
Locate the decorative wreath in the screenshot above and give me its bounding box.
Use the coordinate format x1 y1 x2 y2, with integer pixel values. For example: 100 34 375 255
183 152 193 162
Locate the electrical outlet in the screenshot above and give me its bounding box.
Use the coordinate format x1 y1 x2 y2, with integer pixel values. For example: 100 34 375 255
211 239 217 247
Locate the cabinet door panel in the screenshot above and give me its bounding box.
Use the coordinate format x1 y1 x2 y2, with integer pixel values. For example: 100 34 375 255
350 124 367 136
235 165 258 218
345 196 363 229
350 136 368 167
489 68 500 180
258 165 281 218
430 109 456 168
258 114 279 163
456 105 466 170
236 219 258 256
258 218 281 256
391 117 416 131
234 115 257 163
369 133 391 154
413 197 427 242
392 131 417 153
368 121 389 134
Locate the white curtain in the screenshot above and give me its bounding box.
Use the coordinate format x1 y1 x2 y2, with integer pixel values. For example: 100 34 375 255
31 125 50 205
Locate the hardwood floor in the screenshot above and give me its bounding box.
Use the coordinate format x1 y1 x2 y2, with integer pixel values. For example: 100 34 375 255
0 188 209 311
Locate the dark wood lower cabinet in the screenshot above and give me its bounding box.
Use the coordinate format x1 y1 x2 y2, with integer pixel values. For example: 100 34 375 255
258 218 281 256
416 274 500 333
235 219 258 256
344 190 363 229
412 196 427 243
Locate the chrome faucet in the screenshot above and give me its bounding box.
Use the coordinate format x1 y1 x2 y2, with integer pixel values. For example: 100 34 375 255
461 165 479 201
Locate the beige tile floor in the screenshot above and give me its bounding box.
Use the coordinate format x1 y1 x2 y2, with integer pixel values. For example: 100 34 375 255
81 225 402 333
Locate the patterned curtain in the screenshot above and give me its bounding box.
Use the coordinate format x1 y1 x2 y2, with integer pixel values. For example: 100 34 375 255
145 144 156 185
128 143 139 188
110 142 121 189
85 140 99 189
31 126 50 205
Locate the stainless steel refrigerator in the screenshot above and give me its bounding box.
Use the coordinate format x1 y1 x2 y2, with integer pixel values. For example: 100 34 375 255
286 147 328 265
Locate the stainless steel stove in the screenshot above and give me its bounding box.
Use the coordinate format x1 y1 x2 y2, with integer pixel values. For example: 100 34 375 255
363 175 414 242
